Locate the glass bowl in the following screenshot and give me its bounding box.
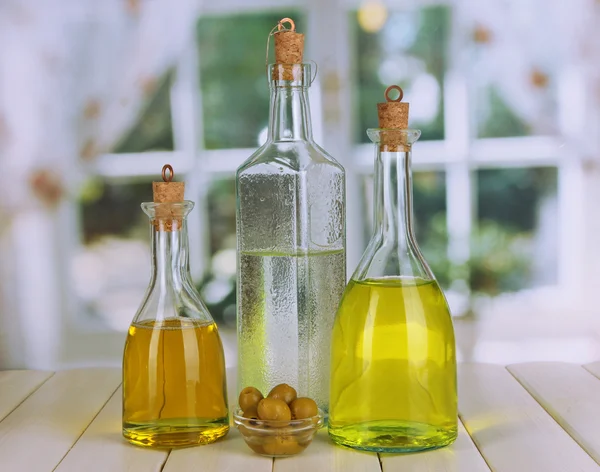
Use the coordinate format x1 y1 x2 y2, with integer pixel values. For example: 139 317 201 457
233 408 324 457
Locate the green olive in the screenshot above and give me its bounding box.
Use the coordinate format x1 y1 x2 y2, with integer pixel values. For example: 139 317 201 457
289 397 318 419
261 436 304 455
239 386 263 412
242 405 259 419
267 383 297 404
257 398 292 422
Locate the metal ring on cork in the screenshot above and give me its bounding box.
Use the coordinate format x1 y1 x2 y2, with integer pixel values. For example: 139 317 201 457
266 18 295 65
277 17 295 31
162 164 174 183
384 85 404 103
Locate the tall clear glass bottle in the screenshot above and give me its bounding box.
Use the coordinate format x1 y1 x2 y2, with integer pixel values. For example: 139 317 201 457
123 197 229 448
236 60 346 413
329 88 457 452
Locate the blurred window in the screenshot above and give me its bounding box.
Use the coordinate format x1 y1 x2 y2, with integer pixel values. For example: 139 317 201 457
353 5 449 142
74 179 152 331
75 10 301 329
77 0 567 331
113 71 175 153
475 167 558 293
198 12 303 149
352 1 560 297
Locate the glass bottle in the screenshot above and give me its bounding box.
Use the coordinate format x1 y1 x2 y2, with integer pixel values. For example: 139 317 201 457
236 60 346 412
328 87 457 452
123 197 229 448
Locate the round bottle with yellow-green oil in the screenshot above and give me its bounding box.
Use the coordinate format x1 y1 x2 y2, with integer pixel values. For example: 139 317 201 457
328 92 457 453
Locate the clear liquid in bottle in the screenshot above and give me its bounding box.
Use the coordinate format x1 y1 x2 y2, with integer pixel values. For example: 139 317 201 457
238 249 345 410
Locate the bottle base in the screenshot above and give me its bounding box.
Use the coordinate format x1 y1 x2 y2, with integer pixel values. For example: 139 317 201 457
123 419 229 448
328 420 457 453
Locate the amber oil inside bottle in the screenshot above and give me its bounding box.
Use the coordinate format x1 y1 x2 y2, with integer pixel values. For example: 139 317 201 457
123 318 229 447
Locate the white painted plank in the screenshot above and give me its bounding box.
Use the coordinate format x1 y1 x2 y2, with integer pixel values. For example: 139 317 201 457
508 362 600 465
584 361 600 379
273 430 380 472
0 368 121 471
163 366 272 471
163 428 273 472
0 370 53 421
55 386 168 472
380 420 490 472
458 363 599 472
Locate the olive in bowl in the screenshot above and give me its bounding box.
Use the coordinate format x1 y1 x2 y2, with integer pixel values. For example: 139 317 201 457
233 408 324 457
234 384 322 457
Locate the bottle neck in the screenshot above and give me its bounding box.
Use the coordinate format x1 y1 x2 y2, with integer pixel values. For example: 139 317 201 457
373 150 417 247
268 85 313 142
150 221 193 288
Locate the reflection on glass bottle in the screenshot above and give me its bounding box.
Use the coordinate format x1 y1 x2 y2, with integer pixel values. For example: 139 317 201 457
123 191 229 448
236 21 346 414
329 87 457 452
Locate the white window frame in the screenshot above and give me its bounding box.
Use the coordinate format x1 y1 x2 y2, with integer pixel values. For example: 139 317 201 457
53 0 590 368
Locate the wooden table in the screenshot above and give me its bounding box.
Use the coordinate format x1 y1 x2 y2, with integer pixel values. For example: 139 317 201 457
1 362 600 471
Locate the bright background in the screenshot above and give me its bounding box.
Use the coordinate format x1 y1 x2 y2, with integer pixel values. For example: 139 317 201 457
1 0 600 370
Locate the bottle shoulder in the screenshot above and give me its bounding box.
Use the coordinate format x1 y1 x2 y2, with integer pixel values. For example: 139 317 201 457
132 278 215 325
237 141 345 175
351 236 436 282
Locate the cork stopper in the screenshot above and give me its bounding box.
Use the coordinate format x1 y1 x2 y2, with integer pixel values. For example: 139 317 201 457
152 164 185 231
272 18 304 81
377 85 410 152
153 164 184 203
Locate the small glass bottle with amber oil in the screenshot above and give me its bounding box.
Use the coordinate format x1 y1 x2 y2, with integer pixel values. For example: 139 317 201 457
122 165 229 448
328 87 457 452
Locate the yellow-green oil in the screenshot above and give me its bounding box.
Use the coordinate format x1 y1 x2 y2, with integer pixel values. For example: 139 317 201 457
328 276 457 452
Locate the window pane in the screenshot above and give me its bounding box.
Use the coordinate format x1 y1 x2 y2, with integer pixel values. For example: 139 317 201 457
468 3 558 138
474 167 558 293
362 171 448 286
73 179 156 330
113 71 175 152
201 178 237 328
198 12 302 150
353 5 450 143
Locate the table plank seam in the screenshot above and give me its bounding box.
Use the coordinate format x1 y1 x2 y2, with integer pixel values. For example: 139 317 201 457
0 371 56 423
505 364 600 468
51 382 122 472
456 414 493 472
159 451 172 472
377 452 383 471
583 364 600 381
